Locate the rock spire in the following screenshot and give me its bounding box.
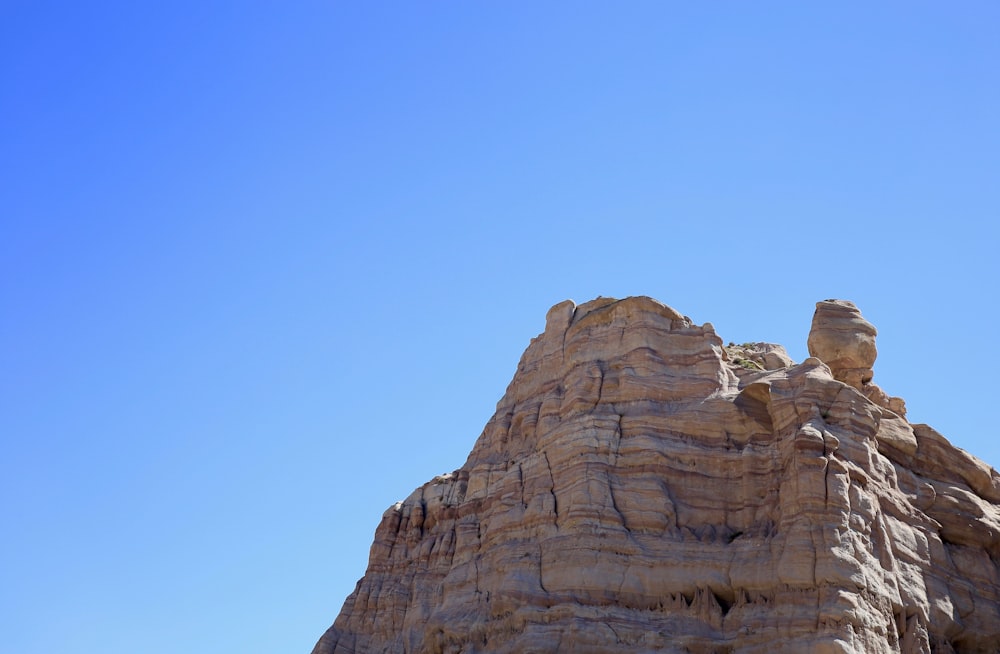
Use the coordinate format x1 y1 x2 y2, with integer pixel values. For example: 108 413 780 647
807 299 878 389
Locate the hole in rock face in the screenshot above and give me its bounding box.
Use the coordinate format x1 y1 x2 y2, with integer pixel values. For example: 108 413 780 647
713 590 733 616
734 384 773 433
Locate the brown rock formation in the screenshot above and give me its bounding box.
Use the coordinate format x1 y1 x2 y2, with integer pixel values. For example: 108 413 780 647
807 299 877 389
313 297 1000 654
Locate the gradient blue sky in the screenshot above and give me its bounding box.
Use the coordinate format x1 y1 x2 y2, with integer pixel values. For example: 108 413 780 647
2 3 998 653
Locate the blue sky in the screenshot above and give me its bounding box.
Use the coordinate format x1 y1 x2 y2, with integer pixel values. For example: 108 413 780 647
2 3 998 652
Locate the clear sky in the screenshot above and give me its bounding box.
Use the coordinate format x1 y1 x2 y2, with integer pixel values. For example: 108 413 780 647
2 3 998 653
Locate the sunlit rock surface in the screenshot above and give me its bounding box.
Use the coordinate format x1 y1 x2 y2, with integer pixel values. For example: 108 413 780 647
313 296 1000 654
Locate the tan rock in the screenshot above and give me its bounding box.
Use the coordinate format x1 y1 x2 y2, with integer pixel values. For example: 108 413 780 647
864 382 908 419
807 299 878 389
313 296 1000 654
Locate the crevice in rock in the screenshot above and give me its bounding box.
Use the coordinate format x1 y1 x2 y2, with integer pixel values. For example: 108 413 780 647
613 413 624 463
543 450 559 528
537 544 548 593
608 471 626 531
594 362 606 410
517 462 526 508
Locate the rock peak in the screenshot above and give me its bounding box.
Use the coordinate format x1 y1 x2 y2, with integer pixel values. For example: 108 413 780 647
313 296 1000 654
807 299 878 389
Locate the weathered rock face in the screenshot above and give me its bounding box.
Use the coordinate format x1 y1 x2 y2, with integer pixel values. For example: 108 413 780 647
313 297 1000 654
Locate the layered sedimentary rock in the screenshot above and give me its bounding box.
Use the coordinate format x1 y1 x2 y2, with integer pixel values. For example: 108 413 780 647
313 297 1000 653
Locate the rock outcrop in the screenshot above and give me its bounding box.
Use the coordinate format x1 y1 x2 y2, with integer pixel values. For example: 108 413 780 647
313 297 1000 654
807 299 878 389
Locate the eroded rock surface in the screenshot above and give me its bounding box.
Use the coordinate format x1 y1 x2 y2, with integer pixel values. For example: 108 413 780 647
313 297 1000 654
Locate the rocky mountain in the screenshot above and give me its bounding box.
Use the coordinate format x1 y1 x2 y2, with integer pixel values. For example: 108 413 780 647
312 297 1000 653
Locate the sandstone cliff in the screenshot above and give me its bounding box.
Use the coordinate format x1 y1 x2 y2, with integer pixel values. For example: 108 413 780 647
313 297 1000 653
